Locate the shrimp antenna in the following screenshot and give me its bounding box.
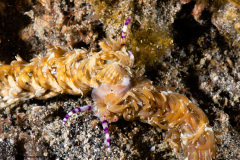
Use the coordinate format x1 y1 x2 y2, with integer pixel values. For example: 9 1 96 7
63 106 111 150
121 16 131 46
62 105 93 123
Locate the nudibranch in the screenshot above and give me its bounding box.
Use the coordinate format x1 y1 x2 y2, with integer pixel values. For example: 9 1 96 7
0 17 217 159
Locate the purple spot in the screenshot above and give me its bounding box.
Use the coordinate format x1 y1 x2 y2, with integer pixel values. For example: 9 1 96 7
107 139 110 142
88 106 92 110
107 145 110 148
77 108 81 112
102 120 107 124
128 51 132 56
65 114 69 118
121 35 126 39
125 18 131 25
104 127 109 133
114 119 117 121
72 110 76 113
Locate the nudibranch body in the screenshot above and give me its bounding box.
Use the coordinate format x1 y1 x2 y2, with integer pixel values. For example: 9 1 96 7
0 17 217 160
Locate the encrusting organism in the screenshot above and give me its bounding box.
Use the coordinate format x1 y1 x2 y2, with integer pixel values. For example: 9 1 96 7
0 17 217 159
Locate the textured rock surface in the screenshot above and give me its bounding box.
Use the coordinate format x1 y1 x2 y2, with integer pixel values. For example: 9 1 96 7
0 0 239 159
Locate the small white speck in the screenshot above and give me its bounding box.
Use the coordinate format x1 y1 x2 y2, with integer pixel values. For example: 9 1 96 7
51 69 56 74
121 77 130 86
150 146 155 151
10 138 14 145
88 134 92 138
182 140 187 145
162 91 172 95
205 125 213 132
181 133 192 138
